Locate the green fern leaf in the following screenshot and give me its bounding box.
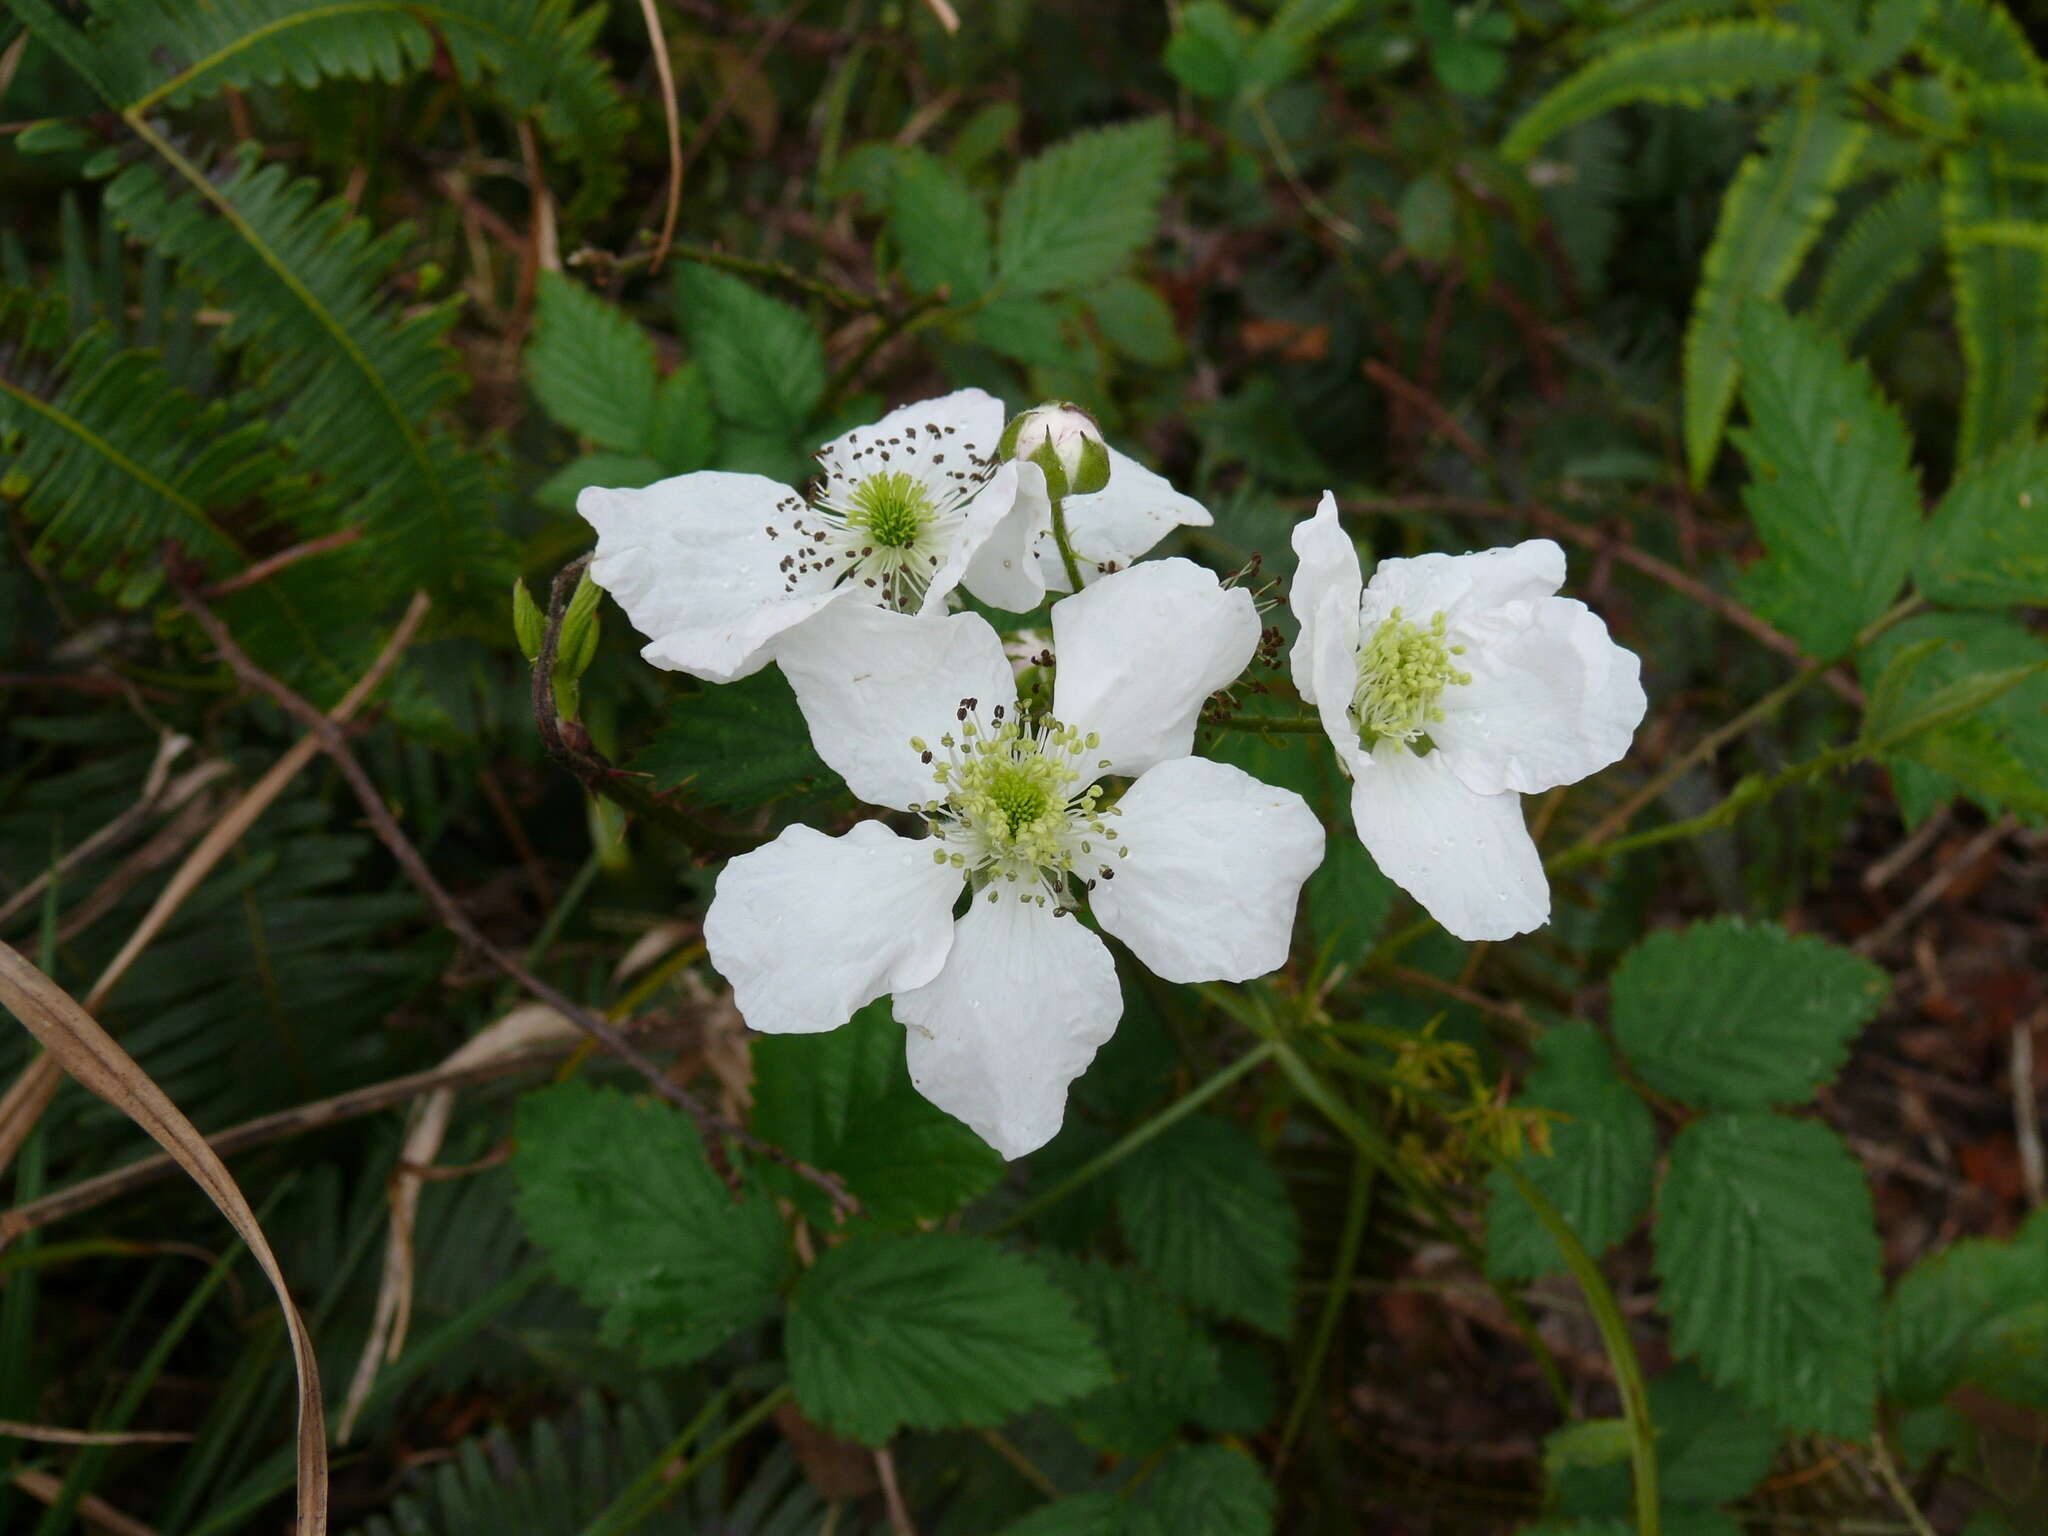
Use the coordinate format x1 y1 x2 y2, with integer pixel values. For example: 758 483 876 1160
1944 137 2048 465
1501 22 1825 164
52 0 632 221
1976 84 2048 169
1810 175 1942 337
1682 93 1866 482
101 142 507 595
1916 0 2044 85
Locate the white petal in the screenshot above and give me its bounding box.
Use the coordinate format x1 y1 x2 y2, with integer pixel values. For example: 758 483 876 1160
814 387 1006 507
1347 743 1549 942
1036 447 1214 592
1050 558 1259 777
1434 596 1648 796
1090 757 1325 983
895 896 1121 1158
1289 491 1363 705
774 600 1017 812
958 460 1053 612
704 821 962 1035
1359 539 1567 632
581 474 835 683
918 460 1031 616
1307 586 1371 781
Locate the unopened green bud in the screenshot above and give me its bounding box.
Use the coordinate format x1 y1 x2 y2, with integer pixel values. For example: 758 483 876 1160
512 578 546 662
554 569 603 681
999 402 1111 499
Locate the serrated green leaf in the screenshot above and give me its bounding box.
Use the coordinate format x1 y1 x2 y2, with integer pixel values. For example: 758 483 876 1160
1728 302 1919 658
1164 1 1251 99
1129 1444 1276 1536
535 450 664 512
526 271 657 451
1918 435 2048 605
675 262 825 437
1610 919 1886 1110
1655 1112 1881 1436
1086 276 1182 367
1810 175 1942 338
750 1000 1002 1226
1397 172 1457 263
786 1233 1111 1444
968 294 1077 368
997 1493 1122 1536
996 118 1172 296
1485 1023 1656 1280
645 363 718 474
891 147 992 301
1048 1258 1222 1455
512 1082 788 1366
1500 22 1825 163
632 668 842 811
1861 635 2048 799
1884 1205 2048 1409
1944 140 2048 465
1683 95 1866 482
1112 1115 1299 1335
1917 0 2044 83
1859 612 2048 819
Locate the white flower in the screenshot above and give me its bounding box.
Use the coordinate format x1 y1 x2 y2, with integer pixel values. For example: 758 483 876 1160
703 559 1325 1158
1288 493 1646 942
579 389 1041 684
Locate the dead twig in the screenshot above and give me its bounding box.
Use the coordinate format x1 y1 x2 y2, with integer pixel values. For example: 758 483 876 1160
199 528 363 599
1853 816 2017 957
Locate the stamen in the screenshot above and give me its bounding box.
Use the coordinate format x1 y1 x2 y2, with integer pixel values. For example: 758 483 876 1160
1352 607 1471 751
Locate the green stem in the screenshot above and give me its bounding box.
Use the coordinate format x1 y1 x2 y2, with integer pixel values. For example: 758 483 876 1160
1496 1163 1659 1536
1278 1149 1374 1463
1047 490 1086 592
990 1040 1276 1237
581 1384 790 1536
1266 1037 1571 1414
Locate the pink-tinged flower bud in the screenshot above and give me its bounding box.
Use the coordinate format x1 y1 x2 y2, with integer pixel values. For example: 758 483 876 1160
998 402 1111 498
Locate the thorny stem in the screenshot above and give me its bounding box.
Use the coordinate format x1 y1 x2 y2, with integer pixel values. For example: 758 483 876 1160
568 239 882 310
1046 490 1086 593
169 564 854 1217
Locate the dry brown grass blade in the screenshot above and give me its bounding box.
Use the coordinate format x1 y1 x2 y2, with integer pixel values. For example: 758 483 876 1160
635 0 683 272
0 942 327 1536
0 1421 193 1446
337 1002 577 1440
12 1469 162 1536
0 593 430 1176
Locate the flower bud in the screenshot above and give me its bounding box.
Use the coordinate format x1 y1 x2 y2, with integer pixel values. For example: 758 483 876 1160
511 578 546 662
997 401 1111 499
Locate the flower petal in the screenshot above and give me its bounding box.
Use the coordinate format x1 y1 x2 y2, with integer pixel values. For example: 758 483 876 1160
1347 744 1549 942
704 820 962 1035
581 473 836 683
1090 757 1325 983
1050 558 1259 778
958 460 1053 612
775 600 1018 811
1289 491 1363 706
1359 538 1567 632
1434 596 1648 796
1307 585 1371 781
1037 447 1214 591
814 387 1006 508
895 896 1122 1158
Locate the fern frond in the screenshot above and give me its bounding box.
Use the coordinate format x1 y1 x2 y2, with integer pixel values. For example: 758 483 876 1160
1916 0 2044 86
1502 22 1826 163
1944 137 2048 462
1976 84 2048 172
1582 0 1752 56
1811 175 1943 337
0 306 289 578
101 140 506 597
29 0 632 222
1682 91 1867 482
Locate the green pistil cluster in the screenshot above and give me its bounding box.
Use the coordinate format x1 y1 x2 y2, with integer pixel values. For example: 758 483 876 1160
845 470 931 549
911 710 1123 901
1351 607 1470 751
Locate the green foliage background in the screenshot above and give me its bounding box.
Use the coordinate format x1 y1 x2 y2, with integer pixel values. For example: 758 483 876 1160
3 0 2047 1532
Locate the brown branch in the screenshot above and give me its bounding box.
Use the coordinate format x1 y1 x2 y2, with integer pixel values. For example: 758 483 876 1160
172 565 852 1215
200 527 363 599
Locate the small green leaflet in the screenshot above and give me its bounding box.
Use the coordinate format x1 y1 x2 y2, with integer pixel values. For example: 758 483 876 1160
1609 919 1886 1111
1048 1257 1222 1456
1548 1364 1778 1523
750 999 1002 1225
632 667 843 811
1729 303 1920 660
890 147 992 302
527 271 656 451
674 262 825 439
1484 1023 1655 1280
996 118 1173 296
1112 1114 1300 1335
1654 1111 1881 1436
1917 434 2048 606
786 1233 1110 1445
511 1082 788 1367
1883 1203 2048 1409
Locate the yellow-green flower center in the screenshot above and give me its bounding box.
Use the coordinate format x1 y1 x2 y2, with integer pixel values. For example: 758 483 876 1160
846 470 932 549
1352 607 1470 750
